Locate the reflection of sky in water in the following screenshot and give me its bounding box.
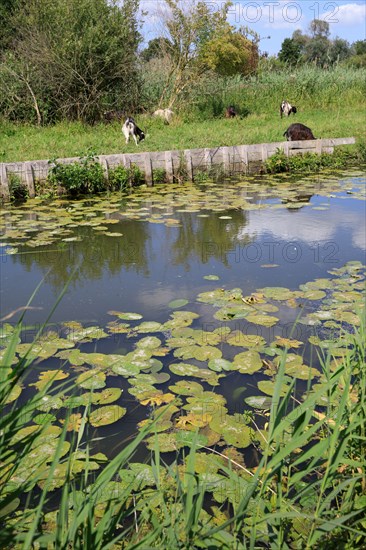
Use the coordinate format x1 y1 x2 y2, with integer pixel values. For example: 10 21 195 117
1 174 365 329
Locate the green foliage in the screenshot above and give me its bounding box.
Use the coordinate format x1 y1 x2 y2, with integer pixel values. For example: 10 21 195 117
141 37 173 62
108 164 143 191
278 38 302 66
152 168 167 184
200 28 255 76
7 172 28 203
345 54 366 69
265 147 361 174
0 0 142 123
48 153 106 196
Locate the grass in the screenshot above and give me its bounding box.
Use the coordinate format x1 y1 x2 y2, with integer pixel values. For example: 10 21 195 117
0 106 364 164
1 65 365 164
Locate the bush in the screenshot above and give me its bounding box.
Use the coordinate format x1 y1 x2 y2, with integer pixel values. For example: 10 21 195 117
8 172 29 202
265 147 361 174
108 164 143 191
48 153 106 196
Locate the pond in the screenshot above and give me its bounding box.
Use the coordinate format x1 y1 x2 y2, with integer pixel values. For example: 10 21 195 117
0 168 365 483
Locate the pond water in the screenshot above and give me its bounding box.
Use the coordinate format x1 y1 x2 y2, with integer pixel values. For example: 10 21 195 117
1 168 365 469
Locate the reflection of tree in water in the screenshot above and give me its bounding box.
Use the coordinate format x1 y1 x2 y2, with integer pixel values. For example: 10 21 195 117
13 221 151 291
170 209 252 269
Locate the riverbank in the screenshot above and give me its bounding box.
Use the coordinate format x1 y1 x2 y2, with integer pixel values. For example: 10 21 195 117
1 103 365 164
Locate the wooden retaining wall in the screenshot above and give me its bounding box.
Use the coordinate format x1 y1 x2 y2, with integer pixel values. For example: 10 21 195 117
0 137 355 200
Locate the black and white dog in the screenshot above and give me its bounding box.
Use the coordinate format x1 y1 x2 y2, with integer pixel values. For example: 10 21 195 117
122 117 145 146
280 100 297 118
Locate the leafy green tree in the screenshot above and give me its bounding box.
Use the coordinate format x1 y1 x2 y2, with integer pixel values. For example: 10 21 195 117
0 0 22 53
278 38 302 65
353 39 366 56
155 0 257 108
328 37 351 64
309 19 330 39
200 28 254 77
1 0 142 123
141 37 173 62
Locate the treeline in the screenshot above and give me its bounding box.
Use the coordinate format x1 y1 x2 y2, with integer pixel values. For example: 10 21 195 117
278 19 366 68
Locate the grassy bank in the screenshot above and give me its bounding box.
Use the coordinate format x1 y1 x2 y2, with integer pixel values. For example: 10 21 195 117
0 66 365 164
0 106 364 164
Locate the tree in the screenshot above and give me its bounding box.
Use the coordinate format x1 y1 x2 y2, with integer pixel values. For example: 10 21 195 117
154 0 257 108
200 29 254 77
303 36 330 66
1 0 142 123
278 38 302 65
0 0 22 53
141 37 173 62
309 19 330 39
328 38 351 64
353 40 366 56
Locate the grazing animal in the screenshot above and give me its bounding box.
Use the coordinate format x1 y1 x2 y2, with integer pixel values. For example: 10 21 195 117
284 123 316 141
225 106 237 118
103 110 125 123
153 108 174 124
280 100 297 118
122 117 145 146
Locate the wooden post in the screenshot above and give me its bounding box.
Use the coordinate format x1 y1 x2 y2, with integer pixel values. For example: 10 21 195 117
144 153 153 186
222 147 230 174
165 150 174 183
184 150 194 181
0 164 10 200
261 143 269 161
239 145 249 172
24 163 35 197
204 148 212 172
99 157 109 181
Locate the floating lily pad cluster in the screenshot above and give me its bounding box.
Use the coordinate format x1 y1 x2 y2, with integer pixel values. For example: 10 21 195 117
2 259 364 482
1 169 365 252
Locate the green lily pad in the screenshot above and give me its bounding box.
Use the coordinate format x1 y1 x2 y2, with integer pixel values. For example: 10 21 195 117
168 299 189 309
108 311 143 320
204 275 220 280
246 313 279 327
136 336 162 350
89 405 126 427
76 370 106 390
245 395 272 409
208 358 233 372
232 351 262 374
91 387 123 404
257 379 292 396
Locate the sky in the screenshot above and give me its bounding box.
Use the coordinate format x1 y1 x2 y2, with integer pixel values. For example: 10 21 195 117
140 0 366 56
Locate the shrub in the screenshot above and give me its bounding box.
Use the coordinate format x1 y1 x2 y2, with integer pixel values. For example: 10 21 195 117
8 172 29 202
152 168 167 184
108 163 143 191
48 153 106 196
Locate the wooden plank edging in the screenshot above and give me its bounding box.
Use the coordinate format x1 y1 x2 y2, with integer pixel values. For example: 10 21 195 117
0 137 356 198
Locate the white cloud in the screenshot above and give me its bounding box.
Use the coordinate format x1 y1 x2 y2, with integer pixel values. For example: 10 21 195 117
237 205 366 252
321 3 366 26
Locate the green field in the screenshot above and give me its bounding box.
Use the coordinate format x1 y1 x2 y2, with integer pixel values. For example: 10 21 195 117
0 105 364 164
1 65 365 164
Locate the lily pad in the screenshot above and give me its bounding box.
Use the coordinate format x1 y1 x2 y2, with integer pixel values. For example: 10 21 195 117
76 370 106 390
89 405 126 427
168 299 189 309
245 395 272 409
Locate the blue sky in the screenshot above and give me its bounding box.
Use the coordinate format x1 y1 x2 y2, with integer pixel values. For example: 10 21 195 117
140 1 366 55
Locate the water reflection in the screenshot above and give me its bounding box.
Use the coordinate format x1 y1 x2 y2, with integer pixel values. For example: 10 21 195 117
1 171 365 325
